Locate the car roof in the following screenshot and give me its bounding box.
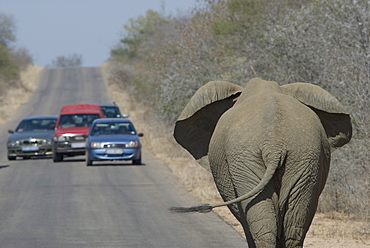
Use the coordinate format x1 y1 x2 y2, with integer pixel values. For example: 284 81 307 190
92 118 132 124
22 115 58 120
60 104 101 114
93 103 118 107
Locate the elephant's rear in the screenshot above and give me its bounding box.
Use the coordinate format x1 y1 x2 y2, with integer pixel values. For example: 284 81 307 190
210 89 331 247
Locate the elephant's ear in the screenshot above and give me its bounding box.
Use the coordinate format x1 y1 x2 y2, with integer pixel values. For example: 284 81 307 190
280 83 352 148
174 81 243 171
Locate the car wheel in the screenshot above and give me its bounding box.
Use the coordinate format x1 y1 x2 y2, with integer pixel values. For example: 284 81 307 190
8 156 16 161
86 157 93 166
132 156 141 165
53 153 63 162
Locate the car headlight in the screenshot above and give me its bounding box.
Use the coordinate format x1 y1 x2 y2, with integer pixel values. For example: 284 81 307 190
126 141 138 148
42 139 52 145
54 136 67 142
91 142 104 148
8 140 20 147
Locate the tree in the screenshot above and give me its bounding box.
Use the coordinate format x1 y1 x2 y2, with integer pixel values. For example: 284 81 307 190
0 43 20 99
48 53 83 67
0 11 32 100
10 46 34 69
111 10 176 59
0 44 19 82
0 13 16 48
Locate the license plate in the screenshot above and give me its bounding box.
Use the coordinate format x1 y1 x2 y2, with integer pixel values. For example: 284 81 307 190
71 142 86 148
107 148 123 155
22 146 39 151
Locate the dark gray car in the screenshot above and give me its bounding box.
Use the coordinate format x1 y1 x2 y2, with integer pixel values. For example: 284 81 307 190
7 115 57 160
95 102 128 118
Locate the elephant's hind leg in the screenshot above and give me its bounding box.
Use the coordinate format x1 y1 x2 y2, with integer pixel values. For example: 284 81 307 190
282 169 323 247
245 186 278 248
282 150 330 247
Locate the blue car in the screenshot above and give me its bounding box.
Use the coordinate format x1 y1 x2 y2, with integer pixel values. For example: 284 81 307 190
85 118 143 166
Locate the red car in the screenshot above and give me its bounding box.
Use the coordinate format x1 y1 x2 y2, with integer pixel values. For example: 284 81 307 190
52 104 104 162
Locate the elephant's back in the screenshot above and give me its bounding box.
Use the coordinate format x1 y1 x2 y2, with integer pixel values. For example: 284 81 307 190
220 92 326 145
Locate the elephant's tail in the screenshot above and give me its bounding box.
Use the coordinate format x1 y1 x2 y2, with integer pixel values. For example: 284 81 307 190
170 149 287 214
169 204 213 213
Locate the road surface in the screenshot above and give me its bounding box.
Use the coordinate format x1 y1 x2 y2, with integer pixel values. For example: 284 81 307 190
0 67 246 247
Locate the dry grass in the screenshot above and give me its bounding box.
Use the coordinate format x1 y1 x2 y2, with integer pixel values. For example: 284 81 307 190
305 213 370 247
102 66 370 248
0 65 43 126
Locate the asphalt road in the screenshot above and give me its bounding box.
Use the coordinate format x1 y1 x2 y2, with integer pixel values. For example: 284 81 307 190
0 67 246 248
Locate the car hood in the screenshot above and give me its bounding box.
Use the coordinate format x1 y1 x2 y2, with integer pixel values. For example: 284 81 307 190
8 130 55 141
88 134 140 143
54 127 90 136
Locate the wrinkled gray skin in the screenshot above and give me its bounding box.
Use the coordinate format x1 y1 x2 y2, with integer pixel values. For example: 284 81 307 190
173 78 352 248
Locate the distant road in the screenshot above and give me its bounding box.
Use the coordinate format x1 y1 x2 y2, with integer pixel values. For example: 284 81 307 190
0 67 246 248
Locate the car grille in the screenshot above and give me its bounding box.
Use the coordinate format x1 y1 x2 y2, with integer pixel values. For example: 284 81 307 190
106 152 133 158
21 138 44 144
69 135 87 142
17 148 51 155
102 144 126 148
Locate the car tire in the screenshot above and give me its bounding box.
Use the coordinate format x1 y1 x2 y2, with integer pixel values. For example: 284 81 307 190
53 153 63 162
86 157 93 166
132 156 141 165
8 156 16 161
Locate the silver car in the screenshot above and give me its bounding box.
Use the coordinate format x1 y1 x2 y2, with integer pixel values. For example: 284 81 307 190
7 116 57 160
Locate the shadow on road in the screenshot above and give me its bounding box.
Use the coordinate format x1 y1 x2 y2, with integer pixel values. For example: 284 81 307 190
58 158 85 163
88 162 146 167
52 155 146 166
22 156 52 160
0 165 9 169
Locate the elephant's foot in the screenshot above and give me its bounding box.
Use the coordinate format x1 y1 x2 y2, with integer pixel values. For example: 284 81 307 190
284 238 304 248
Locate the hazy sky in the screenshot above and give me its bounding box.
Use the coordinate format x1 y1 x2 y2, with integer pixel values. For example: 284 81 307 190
1 0 199 67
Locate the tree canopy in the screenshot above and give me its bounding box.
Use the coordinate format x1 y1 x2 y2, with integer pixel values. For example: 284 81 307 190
0 11 33 95
48 53 83 68
0 13 16 49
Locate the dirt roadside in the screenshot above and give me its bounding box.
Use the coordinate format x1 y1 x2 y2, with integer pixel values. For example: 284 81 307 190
1 66 368 247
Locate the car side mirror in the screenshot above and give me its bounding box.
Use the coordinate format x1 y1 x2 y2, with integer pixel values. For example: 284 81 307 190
8 130 14 134
138 133 144 137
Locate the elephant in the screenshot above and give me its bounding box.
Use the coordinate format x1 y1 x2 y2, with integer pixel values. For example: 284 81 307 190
170 78 352 248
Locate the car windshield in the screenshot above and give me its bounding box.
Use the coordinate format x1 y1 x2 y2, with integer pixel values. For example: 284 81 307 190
16 118 56 132
101 106 121 118
90 122 136 136
58 114 100 128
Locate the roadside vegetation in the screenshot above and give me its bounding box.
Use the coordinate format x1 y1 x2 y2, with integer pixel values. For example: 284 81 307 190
47 53 83 68
107 0 369 231
0 12 34 103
